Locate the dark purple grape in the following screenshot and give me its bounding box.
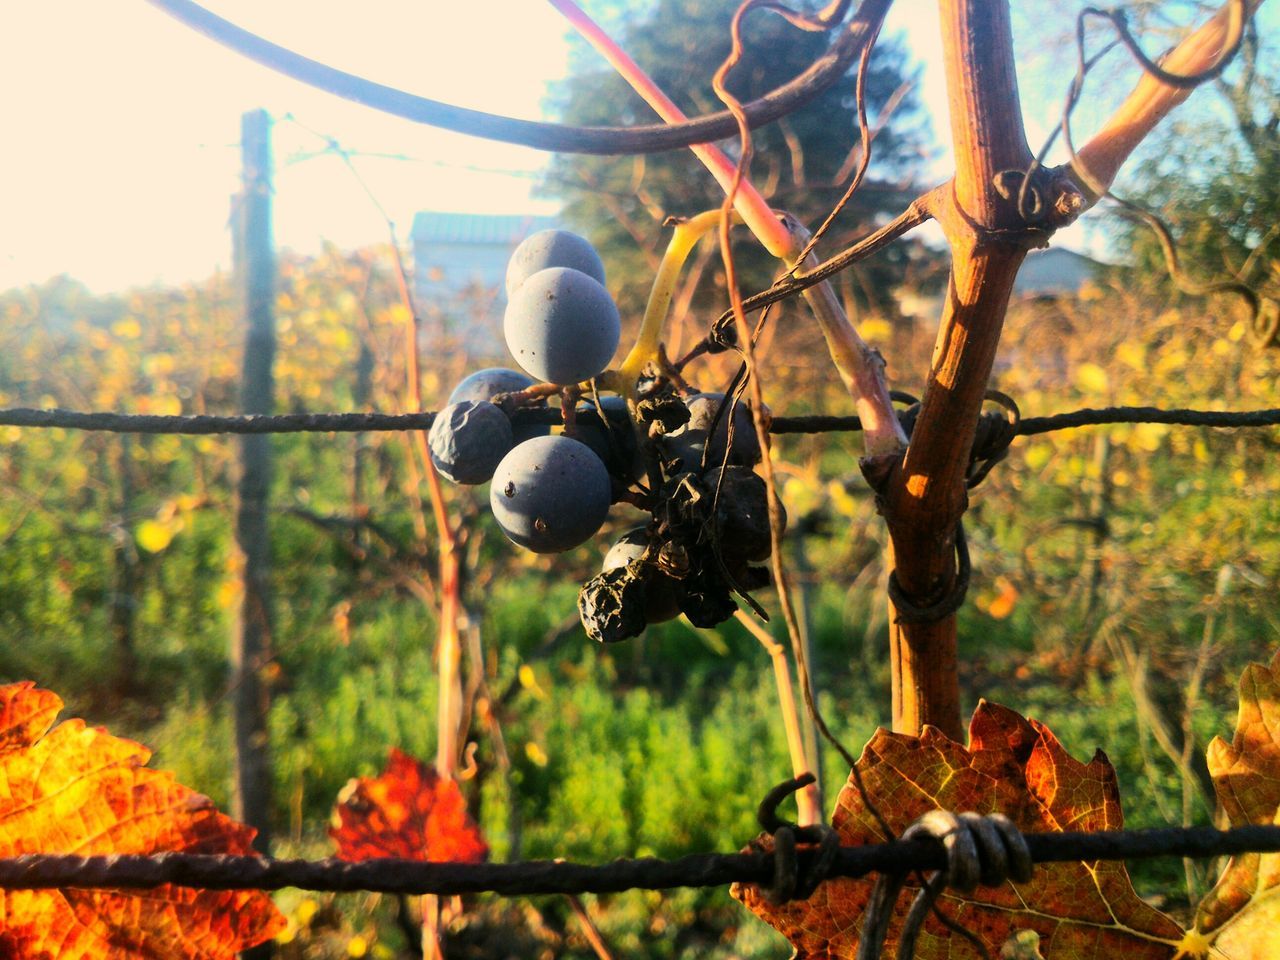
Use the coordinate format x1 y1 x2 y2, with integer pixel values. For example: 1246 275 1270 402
601 526 648 572
449 367 547 443
428 401 514 485
573 396 642 482
505 229 606 298
578 567 647 644
449 367 535 404
602 527 682 624
701 466 781 562
659 392 761 469
504 267 620 385
490 435 611 553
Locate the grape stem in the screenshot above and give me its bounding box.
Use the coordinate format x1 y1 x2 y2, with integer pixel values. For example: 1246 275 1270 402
784 219 909 456
618 210 724 398
548 0 906 458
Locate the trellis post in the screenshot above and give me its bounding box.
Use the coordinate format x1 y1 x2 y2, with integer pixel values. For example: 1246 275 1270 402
231 108 277 869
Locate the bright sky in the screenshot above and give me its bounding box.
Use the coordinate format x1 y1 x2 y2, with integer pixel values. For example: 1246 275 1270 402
0 1 1231 294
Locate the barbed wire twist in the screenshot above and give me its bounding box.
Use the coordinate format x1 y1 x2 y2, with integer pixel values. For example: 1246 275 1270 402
0 822 1275 897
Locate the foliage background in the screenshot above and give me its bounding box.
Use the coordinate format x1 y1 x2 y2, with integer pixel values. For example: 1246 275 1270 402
1 2 1278 957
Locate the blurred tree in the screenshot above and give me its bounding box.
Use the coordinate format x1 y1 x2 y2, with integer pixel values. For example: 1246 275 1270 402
543 0 935 321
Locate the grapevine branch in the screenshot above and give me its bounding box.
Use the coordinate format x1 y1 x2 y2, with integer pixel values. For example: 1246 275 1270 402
3 824 1279 896
2 404 1276 436
144 0 868 155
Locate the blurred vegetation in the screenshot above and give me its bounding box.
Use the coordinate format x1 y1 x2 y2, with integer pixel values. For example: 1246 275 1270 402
1 232 1278 956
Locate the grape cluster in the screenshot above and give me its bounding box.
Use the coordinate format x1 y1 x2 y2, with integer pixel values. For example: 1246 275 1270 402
430 228 782 641
578 386 781 643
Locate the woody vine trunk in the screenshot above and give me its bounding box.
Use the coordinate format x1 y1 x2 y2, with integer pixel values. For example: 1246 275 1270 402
874 0 1037 739
876 0 1255 737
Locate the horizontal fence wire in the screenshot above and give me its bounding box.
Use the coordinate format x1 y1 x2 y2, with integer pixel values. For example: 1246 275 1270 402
1 405 1279 437
3 403 1279 897
3 824 1279 895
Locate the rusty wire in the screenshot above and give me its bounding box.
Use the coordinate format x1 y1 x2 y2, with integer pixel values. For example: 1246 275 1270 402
1 823 1278 896
2 403 1278 437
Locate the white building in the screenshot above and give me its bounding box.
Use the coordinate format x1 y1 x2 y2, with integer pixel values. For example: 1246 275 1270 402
411 212 557 356
1012 247 1103 298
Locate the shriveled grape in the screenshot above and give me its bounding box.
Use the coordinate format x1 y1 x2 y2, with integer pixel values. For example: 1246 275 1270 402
602 527 683 624
449 367 547 442
428 401 514 485
702 465 781 562
659 392 762 470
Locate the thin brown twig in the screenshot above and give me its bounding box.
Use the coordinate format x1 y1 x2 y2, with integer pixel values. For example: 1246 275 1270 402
709 2 895 846
566 895 617 960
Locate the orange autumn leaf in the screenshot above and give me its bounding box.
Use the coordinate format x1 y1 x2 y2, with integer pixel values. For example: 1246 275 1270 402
330 748 487 863
734 700 1184 959
0 681 284 959
985 576 1019 620
1183 648 1280 959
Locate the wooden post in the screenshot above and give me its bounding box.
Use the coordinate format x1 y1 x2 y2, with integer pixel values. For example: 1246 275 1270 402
231 108 276 859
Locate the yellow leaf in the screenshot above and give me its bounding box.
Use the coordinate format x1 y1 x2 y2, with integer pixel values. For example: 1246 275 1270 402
827 480 859 518
1023 444 1052 472
525 742 549 767
783 475 822 517
859 318 893 342
274 916 298 944
517 664 548 701
1133 422 1168 452
136 519 174 553
149 394 183 417
111 317 142 340
1074 363 1109 394
1115 342 1146 371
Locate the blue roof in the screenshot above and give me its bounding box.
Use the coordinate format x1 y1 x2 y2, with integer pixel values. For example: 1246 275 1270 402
410 212 559 245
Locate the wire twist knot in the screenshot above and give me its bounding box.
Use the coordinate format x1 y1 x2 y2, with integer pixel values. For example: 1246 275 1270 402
754 774 840 903
857 810 1033 960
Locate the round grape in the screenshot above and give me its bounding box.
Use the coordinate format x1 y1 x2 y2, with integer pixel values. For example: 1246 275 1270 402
573 396 642 482
504 267 621 385
428 401 514 485
505 229 606 298
659 392 761 469
602 526 648 572
449 367 547 443
448 367 535 404
490 435 612 553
